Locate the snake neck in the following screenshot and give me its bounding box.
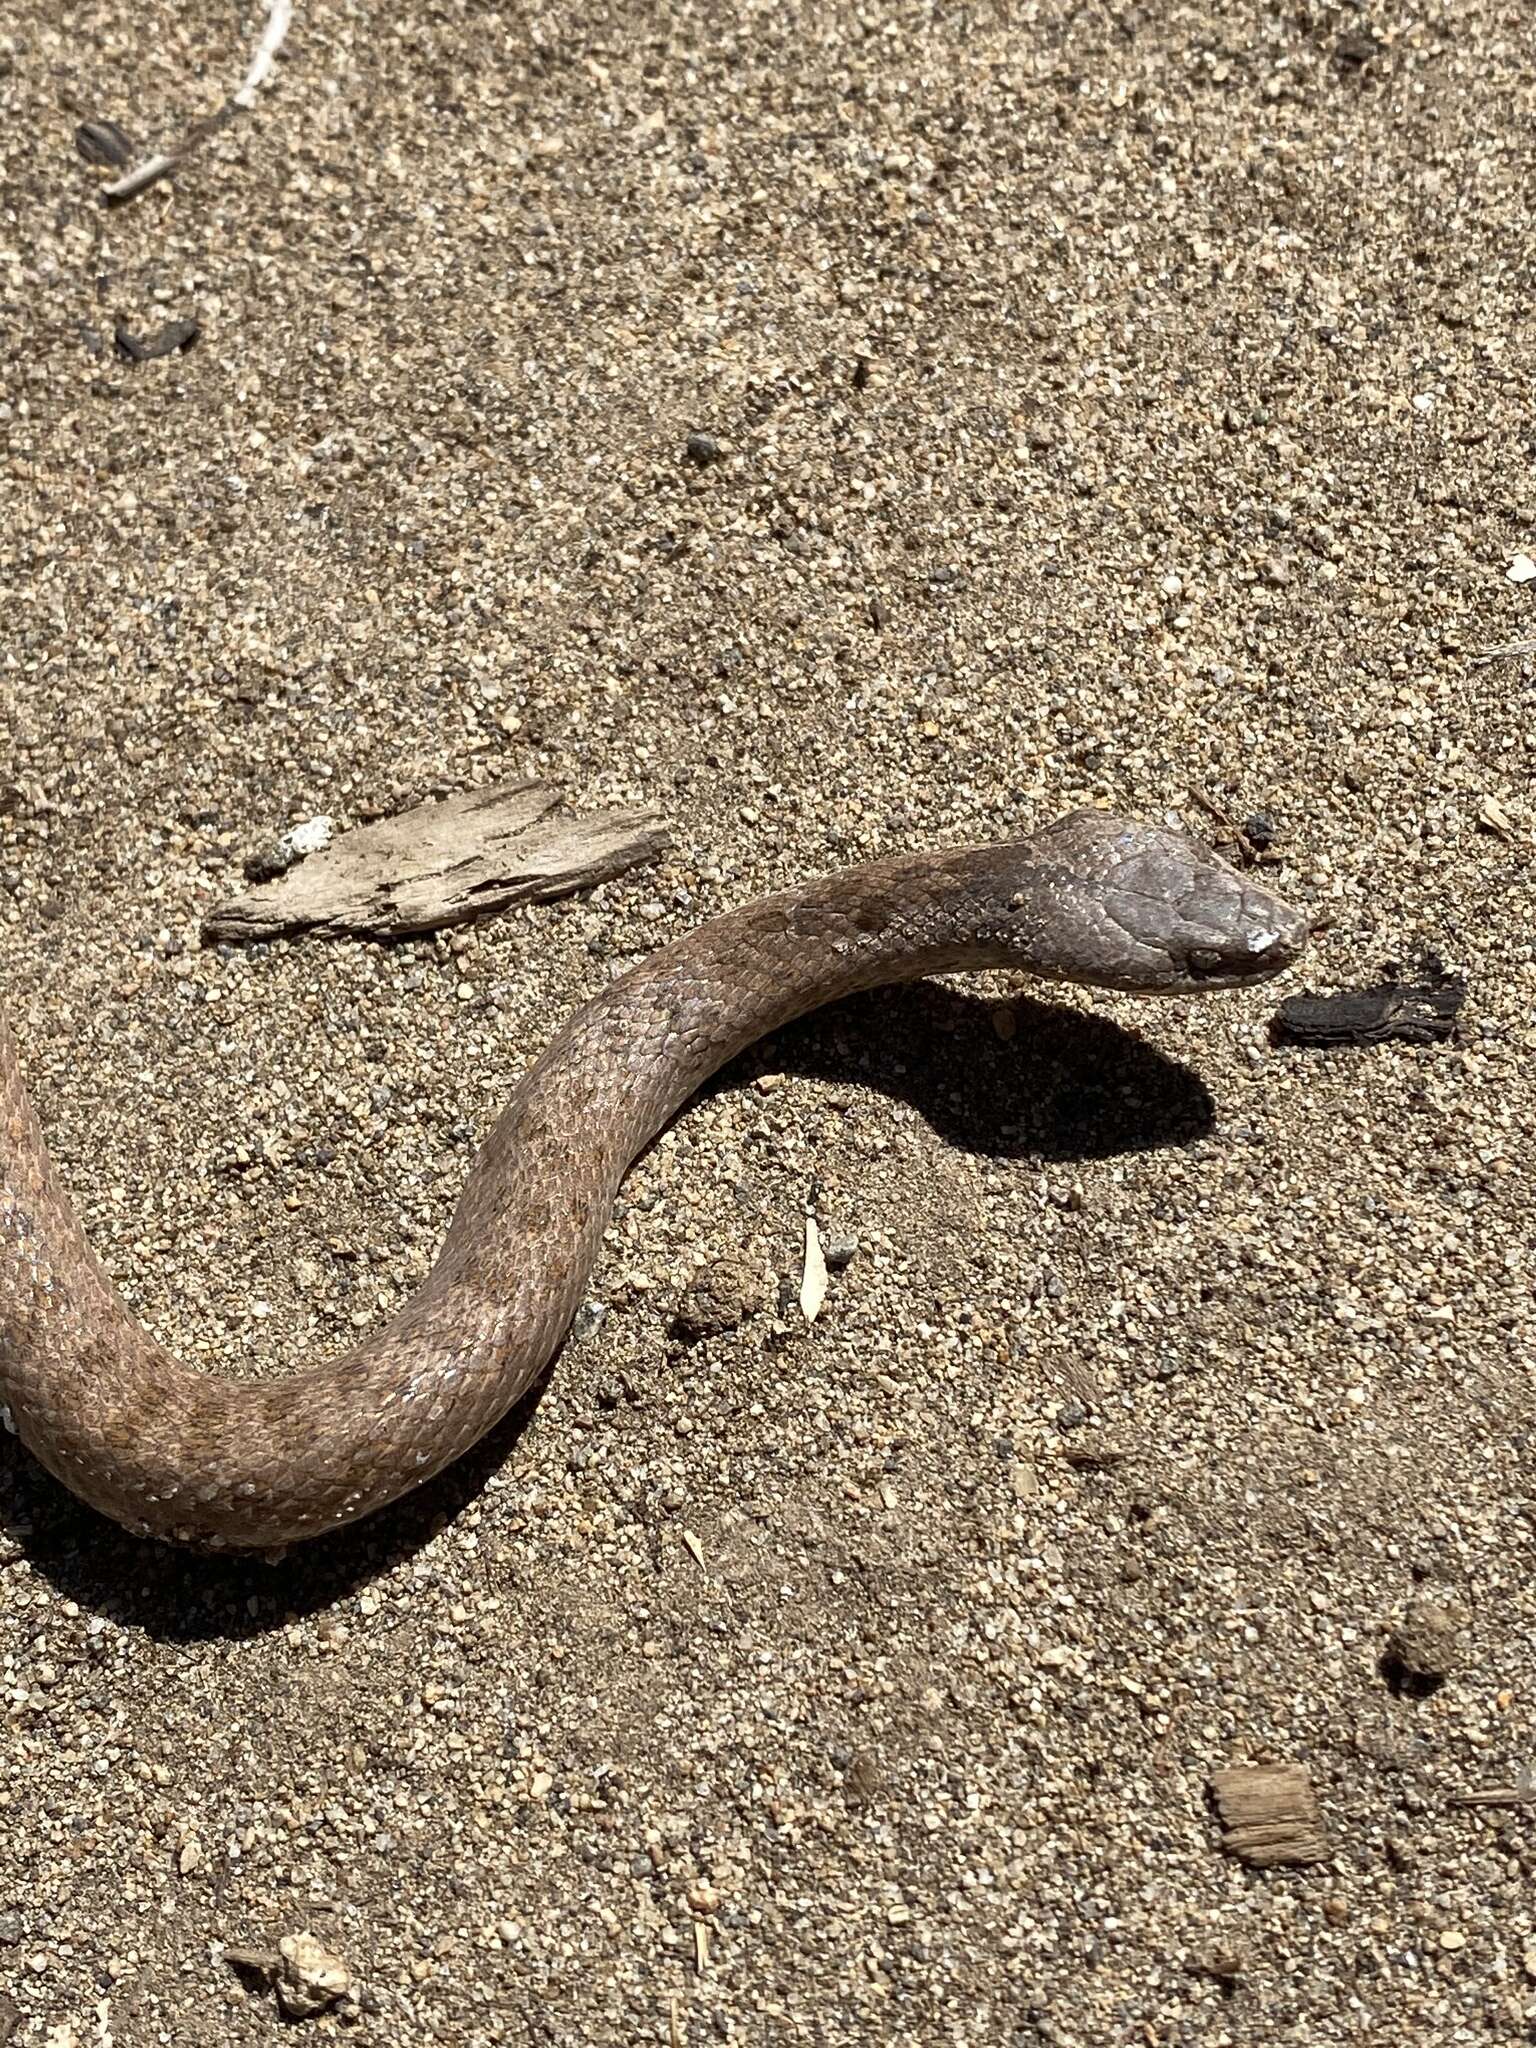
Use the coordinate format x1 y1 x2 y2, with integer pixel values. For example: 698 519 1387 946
470 847 1033 1191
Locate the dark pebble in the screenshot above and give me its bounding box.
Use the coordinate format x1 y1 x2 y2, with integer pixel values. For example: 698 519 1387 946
112 317 200 363
74 119 135 168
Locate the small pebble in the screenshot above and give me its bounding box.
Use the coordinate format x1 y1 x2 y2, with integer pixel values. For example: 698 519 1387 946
671 1252 766 1340
1383 1594 1471 1693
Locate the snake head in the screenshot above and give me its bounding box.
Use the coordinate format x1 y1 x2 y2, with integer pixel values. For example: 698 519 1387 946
1019 811 1310 995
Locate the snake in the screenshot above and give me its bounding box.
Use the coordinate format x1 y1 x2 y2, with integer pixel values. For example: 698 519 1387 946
0 810 1307 1549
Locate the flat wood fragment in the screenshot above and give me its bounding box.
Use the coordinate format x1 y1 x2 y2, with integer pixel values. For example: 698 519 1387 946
1208 1763 1329 1868
203 780 669 941
1272 970 1465 1048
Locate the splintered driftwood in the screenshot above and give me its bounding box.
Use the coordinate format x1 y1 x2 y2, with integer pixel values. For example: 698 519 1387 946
203 781 669 942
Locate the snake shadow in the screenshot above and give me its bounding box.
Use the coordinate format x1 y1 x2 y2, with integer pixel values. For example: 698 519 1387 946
0 983 1212 1639
754 982 1214 1163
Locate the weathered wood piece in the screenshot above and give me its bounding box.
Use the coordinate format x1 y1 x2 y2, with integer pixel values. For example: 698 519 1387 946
204 781 669 942
1272 969 1465 1047
1208 1763 1329 1868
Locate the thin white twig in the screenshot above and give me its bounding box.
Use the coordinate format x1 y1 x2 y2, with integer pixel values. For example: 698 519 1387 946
1468 637 1536 668
100 152 180 205
234 0 294 108
101 0 294 205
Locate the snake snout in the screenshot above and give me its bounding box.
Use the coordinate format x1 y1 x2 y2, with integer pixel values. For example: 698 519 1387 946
1177 882 1310 988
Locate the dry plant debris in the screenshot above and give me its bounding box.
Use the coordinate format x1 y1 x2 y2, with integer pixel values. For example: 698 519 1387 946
203 780 668 940
1208 1763 1331 1869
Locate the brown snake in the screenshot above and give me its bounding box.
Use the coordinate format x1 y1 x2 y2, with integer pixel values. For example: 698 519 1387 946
0 811 1307 1549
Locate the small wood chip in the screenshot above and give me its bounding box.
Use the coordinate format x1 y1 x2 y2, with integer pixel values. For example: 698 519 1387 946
204 780 669 941
1476 793 1517 840
1208 1763 1329 1867
680 1530 705 1569
1272 965 1466 1048
799 1213 829 1323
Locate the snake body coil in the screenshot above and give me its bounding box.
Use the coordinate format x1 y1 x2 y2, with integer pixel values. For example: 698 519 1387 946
0 812 1306 1548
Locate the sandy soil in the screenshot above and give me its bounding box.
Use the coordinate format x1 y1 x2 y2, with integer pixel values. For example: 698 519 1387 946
2 0 1535 2041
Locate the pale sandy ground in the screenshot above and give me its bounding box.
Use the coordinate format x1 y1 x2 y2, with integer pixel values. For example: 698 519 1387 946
2 1 1536 2042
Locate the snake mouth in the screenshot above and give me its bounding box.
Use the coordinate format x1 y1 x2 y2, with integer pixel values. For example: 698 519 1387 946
1181 914 1309 986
